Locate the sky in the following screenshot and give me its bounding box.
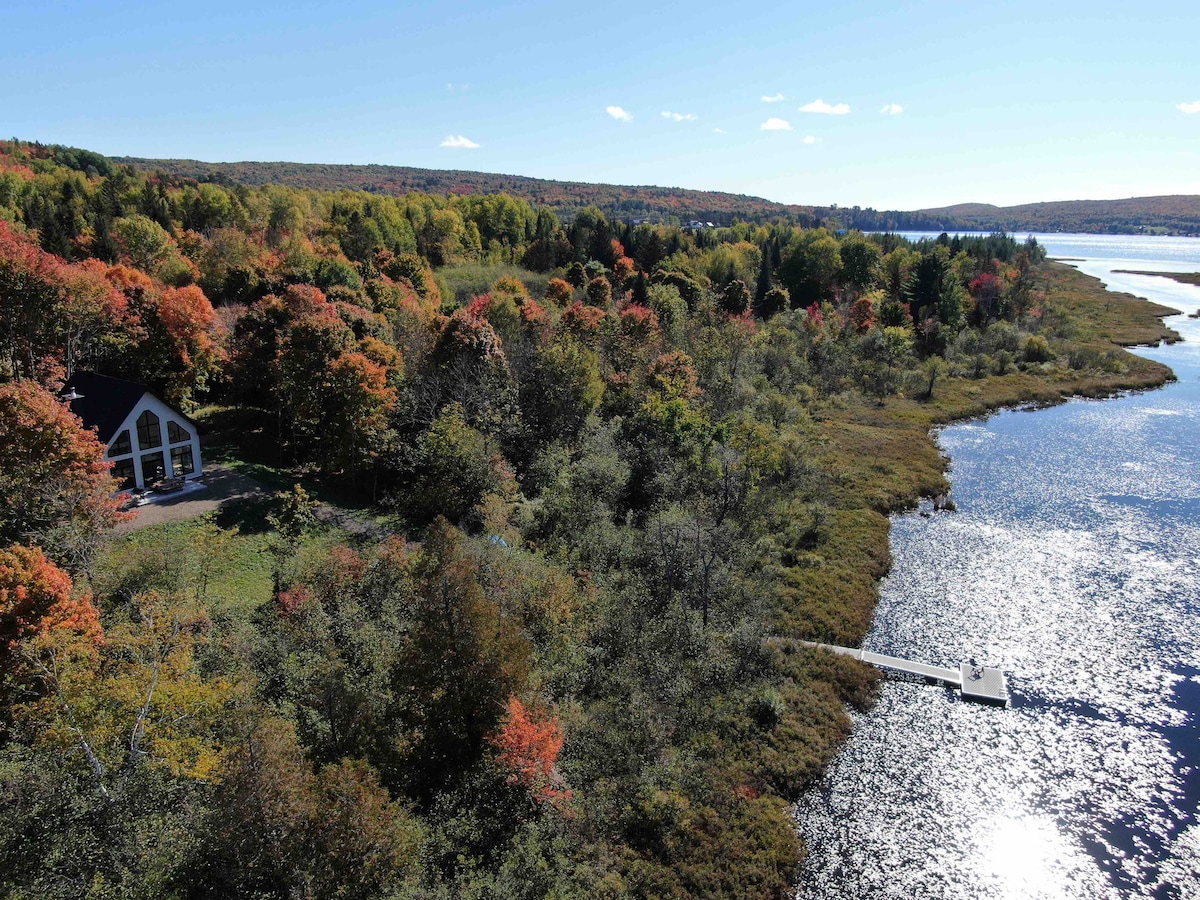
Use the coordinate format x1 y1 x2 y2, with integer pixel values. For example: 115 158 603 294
3 0 1199 210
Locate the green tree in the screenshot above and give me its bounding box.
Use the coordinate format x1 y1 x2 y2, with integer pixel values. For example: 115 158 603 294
585 275 612 308
779 229 842 307
410 403 499 525
111 214 172 272
838 234 882 295
520 340 604 448
398 520 531 802
267 484 318 581
719 278 751 315
754 240 773 303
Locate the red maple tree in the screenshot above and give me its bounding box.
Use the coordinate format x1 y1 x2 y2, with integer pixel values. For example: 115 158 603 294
489 695 568 804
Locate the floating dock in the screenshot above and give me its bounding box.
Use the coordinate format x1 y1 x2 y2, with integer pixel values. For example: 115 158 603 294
802 641 1009 706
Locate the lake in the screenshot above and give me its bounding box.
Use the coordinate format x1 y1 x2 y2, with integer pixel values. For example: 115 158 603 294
795 234 1200 899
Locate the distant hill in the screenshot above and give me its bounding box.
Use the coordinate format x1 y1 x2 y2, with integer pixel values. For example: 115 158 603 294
114 155 1200 235
836 196 1200 236
115 156 817 226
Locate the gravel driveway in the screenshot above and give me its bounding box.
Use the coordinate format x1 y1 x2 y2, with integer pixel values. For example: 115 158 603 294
115 466 269 533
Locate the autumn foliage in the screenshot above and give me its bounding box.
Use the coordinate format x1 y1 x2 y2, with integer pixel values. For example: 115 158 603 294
0 380 126 568
490 695 568 804
0 544 102 684
0 220 126 385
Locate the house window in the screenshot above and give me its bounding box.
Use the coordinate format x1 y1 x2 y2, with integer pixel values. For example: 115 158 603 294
167 420 191 444
170 446 195 476
109 429 132 457
140 451 166 485
111 457 136 489
136 410 162 449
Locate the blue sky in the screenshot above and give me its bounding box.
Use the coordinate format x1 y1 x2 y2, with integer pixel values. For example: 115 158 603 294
3 0 1198 209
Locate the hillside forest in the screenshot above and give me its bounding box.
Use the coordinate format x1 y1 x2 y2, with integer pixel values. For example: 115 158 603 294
110 148 1200 235
0 139 1176 899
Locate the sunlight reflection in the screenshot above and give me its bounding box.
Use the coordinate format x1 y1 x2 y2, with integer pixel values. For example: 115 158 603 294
978 816 1085 900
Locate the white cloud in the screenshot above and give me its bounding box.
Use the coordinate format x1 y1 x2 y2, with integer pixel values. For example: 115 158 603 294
880 103 904 115
445 83 469 93
1178 100 1200 114
661 111 697 122
713 127 726 134
606 105 634 122
760 118 792 131
803 135 817 144
799 98 850 115
440 134 480 149
761 93 785 103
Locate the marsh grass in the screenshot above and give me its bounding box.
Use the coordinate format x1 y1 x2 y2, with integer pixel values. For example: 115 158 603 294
782 262 1178 649
1111 269 1200 288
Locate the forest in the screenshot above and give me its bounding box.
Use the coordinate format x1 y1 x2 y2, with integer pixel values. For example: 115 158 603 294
110 148 1200 236
0 139 1178 899
114 152 816 228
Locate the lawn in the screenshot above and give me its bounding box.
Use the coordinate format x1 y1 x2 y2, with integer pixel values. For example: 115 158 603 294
90 495 363 619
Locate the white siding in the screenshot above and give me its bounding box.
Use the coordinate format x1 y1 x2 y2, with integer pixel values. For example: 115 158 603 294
104 393 203 489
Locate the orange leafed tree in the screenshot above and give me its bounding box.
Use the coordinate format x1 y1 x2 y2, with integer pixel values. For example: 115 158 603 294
0 380 127 573
0 221 128 385
544 277 574 307
0 543 102 687
490 695 568 804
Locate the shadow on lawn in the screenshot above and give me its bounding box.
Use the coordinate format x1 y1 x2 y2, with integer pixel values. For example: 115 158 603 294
213 495 275 535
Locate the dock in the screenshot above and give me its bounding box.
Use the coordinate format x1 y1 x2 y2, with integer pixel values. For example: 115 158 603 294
802 641 1009 706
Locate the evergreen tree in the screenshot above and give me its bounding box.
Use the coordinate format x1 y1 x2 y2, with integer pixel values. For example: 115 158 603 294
755 241 772 303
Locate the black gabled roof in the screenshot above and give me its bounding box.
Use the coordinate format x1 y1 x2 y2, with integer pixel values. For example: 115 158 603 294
61 372 197 445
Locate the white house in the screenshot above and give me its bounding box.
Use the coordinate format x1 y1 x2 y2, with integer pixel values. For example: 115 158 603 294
62 372 203 490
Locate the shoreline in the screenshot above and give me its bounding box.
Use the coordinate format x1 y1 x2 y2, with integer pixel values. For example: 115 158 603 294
782 261 1181 868
1111 268 1200 289
792 260 1195 900
784 260 1178 643
1111 268 1200 284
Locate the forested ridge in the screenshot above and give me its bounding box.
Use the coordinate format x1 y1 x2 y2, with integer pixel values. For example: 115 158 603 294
111 148 1200 235
0 138 1179 899
114 153 817 227
840 195 1200 236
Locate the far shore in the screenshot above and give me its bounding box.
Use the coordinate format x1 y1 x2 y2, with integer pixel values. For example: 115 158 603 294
1112 269 1200 287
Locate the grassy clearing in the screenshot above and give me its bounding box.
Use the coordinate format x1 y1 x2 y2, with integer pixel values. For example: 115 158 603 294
435 262 556 306
91 496 361 620
782 262 1179 646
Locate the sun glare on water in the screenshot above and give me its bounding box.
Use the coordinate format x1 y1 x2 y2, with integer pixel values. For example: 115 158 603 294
976 816 1092 900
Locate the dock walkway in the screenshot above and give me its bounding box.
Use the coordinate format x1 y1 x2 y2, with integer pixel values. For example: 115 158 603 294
802 641 1009 706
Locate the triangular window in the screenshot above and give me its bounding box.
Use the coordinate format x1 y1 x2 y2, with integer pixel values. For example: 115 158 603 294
109 429 132 457
168 420 191 444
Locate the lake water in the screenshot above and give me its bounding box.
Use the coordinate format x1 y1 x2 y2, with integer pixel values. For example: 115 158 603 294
795 234 1200 899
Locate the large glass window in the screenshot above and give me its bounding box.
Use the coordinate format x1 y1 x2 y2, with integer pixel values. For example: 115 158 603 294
136 410 162 449
167 420 191 444
140 451 166 485
111 457 136 489
108 429 132 457
170 446 195 477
